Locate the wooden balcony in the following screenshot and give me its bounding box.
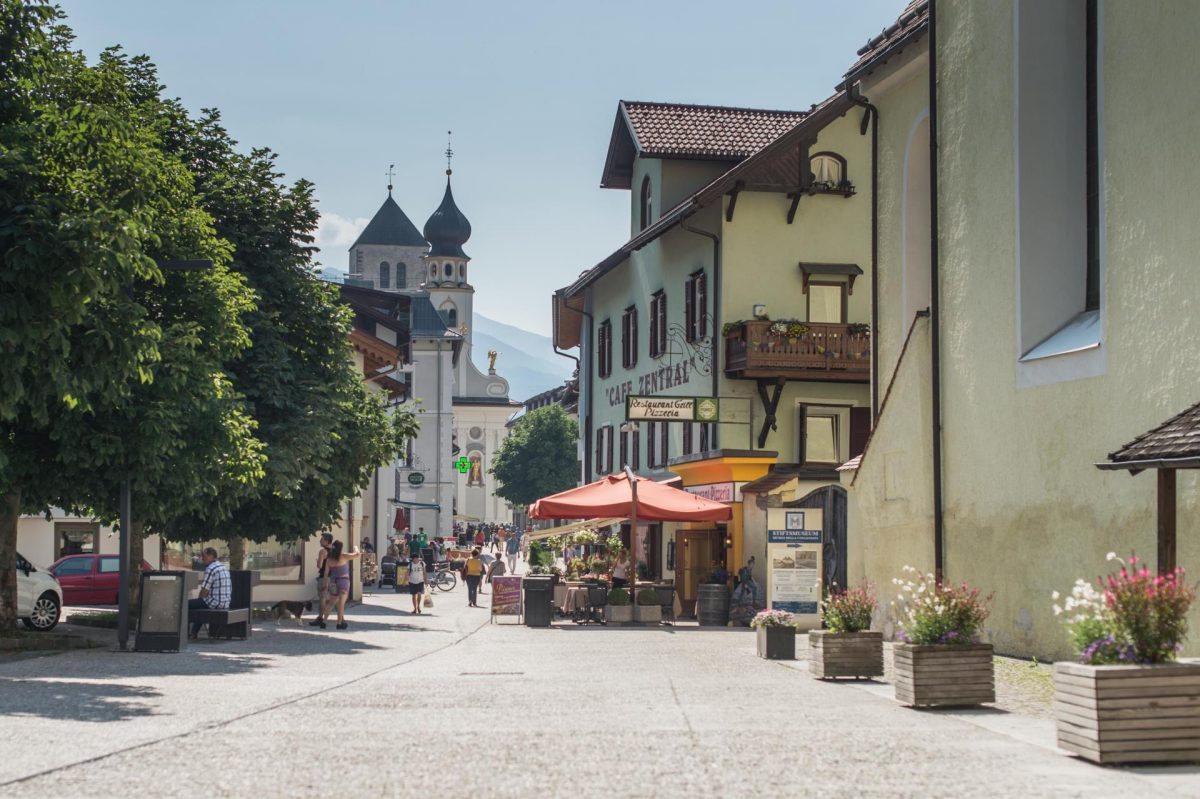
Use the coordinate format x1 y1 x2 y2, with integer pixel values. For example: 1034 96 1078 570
724 320 870 382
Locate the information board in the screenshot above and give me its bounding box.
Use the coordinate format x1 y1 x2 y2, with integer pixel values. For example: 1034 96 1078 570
765 508 823 630
491 575 523 621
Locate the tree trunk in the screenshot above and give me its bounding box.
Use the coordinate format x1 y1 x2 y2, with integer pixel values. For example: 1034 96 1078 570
228 536 245 571
0 489 20 636
127 521 145 622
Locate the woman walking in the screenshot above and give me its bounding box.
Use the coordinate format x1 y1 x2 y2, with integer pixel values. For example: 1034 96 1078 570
408 553 427 614
323 541 362 630
464 548 485 607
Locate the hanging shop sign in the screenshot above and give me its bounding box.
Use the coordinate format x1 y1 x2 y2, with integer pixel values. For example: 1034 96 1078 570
407 472 426 486
626 395 720 422
765 508 823 628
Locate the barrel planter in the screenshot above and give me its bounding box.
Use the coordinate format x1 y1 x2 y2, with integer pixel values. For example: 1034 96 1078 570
809 630 884 679
756 625 797 660
1053 661 1200 765
697 583 729 626
893 643 994 707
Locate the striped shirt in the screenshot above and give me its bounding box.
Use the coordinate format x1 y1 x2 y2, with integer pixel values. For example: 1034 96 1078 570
201 561 232 610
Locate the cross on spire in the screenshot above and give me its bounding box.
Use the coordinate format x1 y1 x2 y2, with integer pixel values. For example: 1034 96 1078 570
386 163 395 194
445 131 454 176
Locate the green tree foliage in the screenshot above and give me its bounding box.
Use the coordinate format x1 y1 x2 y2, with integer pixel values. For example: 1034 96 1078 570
489 405 579 508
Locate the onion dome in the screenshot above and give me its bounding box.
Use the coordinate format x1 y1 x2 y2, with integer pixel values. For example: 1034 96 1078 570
423 176 472 259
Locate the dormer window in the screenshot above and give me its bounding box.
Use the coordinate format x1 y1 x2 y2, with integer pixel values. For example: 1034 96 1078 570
639 175 653 231
810 152 848 189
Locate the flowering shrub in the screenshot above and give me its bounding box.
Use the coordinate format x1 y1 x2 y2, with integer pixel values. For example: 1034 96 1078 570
768 320 809 338
821 584 877 634
750 609 802 630
1054 553 1196 664
892 567 991 645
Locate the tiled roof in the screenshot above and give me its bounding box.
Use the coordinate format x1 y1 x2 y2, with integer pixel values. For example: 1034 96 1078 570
351 194 428 250
1103 402 1200 467
841 0 929 86
621 101 807 160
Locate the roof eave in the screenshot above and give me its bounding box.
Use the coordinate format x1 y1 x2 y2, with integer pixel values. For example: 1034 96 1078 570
1096 456 1200 472
838 18 930 90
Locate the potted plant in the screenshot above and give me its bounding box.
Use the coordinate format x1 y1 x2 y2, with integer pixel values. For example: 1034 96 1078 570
891 566 994 707
634 587 661 623
751 609 801 660
1051 553 1198 765
606 587 633 624
811 584 883 679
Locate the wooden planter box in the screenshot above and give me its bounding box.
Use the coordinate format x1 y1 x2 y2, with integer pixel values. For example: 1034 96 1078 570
894 643 994 707
809 630 884 679
1053 661 1200 765
634 604 661 623
756 625 797 660
605 605 633 624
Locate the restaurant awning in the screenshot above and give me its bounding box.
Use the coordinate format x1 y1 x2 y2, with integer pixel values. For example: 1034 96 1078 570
530 472 732 522
525 517 626 541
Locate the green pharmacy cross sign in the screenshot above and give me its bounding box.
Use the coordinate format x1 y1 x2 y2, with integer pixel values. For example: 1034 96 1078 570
454 457 471 474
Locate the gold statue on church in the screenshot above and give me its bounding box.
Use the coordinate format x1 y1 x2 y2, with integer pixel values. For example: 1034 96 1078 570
487 350 498 373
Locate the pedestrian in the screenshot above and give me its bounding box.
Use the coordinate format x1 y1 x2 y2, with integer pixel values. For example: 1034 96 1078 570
407 553 426 614
611 550 630 589
187 547 232 639
309 532 333 627
323 540 362 630
464 548 485 607
505 532 519 573
474 527 485 548
487 552 506 587
737 556 758 596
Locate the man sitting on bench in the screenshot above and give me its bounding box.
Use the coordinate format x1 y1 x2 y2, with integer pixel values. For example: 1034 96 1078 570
189 547 232 639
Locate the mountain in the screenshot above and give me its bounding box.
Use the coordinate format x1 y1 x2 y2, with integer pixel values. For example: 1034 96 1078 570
471 314 574 402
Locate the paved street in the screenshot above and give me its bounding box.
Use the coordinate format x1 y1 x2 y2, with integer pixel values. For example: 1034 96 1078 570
1 585 1198 799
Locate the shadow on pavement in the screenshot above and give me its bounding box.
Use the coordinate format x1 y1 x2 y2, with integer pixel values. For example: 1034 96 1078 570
0 679 161 722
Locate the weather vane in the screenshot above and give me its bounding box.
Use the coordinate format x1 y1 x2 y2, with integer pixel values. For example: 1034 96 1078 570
386 163 395 194
445 130 453 176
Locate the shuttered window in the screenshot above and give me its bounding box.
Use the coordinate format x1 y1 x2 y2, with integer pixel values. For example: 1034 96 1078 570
598 320 613 378
621 306 638 369
649 291 667 358
685 270 707 342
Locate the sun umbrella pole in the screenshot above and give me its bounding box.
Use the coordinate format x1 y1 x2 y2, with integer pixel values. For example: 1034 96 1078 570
625 466 638 607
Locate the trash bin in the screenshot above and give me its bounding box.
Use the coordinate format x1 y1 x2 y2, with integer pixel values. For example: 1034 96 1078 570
522 576 554 627
136 570 199 652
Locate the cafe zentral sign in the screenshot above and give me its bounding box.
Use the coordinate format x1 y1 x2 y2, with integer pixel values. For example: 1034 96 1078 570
625 395 720 422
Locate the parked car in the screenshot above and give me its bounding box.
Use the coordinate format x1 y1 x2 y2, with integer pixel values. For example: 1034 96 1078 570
16 552 63 631
48 554 154 606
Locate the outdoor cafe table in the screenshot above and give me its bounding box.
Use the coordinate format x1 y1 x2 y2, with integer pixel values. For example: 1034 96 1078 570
560 585 592 614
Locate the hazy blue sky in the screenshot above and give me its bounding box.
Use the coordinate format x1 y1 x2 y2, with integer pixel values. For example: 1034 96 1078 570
59 0 906 335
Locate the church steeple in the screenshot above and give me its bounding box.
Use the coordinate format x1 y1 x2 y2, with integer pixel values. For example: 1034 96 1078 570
423 132 472 259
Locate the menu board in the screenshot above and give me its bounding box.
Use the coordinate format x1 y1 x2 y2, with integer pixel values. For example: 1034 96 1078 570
491 576 522 619
766 508 823 629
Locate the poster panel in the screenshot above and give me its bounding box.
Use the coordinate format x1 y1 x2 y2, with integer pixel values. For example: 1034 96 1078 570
491 576 522 618
765 507 823 629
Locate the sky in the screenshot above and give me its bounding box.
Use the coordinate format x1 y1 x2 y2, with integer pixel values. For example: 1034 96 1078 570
58 0 907 336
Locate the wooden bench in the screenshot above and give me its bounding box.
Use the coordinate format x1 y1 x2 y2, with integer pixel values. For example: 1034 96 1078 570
190 607 251 640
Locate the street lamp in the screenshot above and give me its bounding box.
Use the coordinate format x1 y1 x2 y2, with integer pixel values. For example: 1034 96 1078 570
117 258 213 651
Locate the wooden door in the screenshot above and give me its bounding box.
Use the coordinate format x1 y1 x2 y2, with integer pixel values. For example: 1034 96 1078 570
675 528 723 618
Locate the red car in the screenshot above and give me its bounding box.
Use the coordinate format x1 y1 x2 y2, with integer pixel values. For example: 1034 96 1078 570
48 554 154 606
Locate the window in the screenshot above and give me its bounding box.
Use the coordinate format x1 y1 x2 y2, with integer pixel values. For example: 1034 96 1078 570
620 427 640 470
810 152 847 187
440 303 457 329
597 319 613 378
429 264 438 280
646 421 669 468
379 262 391 289
649 291 667 358
684 270 707 342
799 404 844 465
396 262 407 287
444 262 454 279
683 422 693 456
99 557 119 574
683 422 715 456
639 175 653 231
162 538 303 583
1015 0 1103 370
807 282 846 324
595 425 614 475
621 306 638 369
55 557 93 576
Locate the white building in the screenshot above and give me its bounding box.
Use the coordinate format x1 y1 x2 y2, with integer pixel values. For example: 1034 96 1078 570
348 165 519 535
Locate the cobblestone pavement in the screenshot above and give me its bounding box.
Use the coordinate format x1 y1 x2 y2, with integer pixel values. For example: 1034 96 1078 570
1 587 1197 799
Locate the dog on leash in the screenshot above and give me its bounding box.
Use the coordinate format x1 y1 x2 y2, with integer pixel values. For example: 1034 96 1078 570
270 600 313 624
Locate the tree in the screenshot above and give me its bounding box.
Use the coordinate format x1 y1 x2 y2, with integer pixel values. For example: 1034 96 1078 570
0 4 256 633
490 405 579 508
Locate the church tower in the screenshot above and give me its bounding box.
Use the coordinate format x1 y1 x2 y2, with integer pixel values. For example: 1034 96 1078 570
347 167 428 292
421 167 474 345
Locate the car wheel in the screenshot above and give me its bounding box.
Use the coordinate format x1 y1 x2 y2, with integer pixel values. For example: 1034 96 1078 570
26 592 61 631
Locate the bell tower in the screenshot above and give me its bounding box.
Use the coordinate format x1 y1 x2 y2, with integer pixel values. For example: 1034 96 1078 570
422 132 475 348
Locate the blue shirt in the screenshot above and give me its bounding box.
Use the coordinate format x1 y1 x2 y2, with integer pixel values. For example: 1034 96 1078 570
201 561 232 610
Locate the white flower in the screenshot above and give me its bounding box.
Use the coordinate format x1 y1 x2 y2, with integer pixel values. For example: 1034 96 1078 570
1051 590 1060 600
1106 552 1117 561
1053 604 1063 616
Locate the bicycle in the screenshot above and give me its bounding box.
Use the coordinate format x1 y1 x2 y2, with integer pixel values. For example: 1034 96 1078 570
429 563 457 592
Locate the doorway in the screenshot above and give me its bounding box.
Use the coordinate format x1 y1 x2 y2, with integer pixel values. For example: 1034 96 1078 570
674 527 726 618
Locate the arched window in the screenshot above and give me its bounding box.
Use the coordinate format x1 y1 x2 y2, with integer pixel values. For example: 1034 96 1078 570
379 262 390 289
440 302 457 329
639 175 653 231
443 262 454 279
810 152 847 187
396 262 407 287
